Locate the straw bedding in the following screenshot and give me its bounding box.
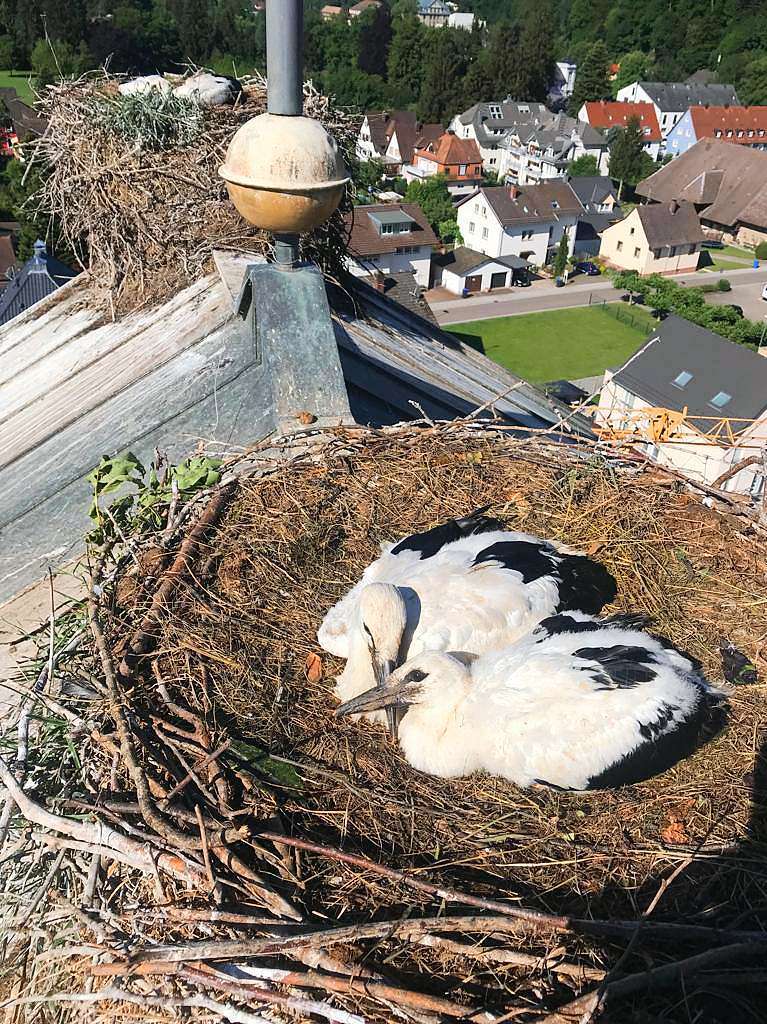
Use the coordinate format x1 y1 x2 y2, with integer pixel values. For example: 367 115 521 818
2 424 767 1023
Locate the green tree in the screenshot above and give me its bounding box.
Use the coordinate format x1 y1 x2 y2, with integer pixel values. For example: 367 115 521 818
515 2 555 101
567 153 599 176
321 66 389 109
568 40 611 115
404 174 454 234
417 30 467 122
351 155 385 201
387 11 425 103
438 217 462 244
740 55 767 105
613 50 650 94
608 115 654 198
31 37 90 87
0 33 14 67
357 2 392 78
552 232 568 276
173 0 213 63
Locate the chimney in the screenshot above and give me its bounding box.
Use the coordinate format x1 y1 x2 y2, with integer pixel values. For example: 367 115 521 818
670 199 679 215
508 184 520 199
372 270 386 292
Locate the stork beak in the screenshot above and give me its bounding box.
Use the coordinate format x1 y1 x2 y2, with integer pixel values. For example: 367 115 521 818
373 656 398 737
335 674 412 720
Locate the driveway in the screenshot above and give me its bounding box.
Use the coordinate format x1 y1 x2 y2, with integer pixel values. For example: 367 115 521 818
430 265 767 327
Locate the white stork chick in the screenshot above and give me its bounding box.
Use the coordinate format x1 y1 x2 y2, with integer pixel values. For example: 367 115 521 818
336 611 727 790
318 510 617 730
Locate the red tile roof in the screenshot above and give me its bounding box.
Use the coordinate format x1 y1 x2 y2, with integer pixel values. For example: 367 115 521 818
688 105 767 144
583 101 661 142
414 132 482 168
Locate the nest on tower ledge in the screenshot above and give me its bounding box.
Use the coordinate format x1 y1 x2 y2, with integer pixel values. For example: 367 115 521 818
29 71 358 313
1 422 766 1024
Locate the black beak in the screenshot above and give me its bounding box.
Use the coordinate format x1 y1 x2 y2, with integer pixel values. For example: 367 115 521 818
335 674 411 720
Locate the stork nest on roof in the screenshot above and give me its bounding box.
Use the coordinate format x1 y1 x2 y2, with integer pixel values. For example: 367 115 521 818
2 423 767 1024
29 72 358 313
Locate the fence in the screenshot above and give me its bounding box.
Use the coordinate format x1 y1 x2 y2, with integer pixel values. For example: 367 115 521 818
589 296 654 335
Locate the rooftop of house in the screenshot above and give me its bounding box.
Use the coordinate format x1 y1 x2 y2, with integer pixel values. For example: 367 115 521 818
364 110 443 164
611 314 767 424
433 246 529 276
631 81 740 111
511 113 607 156
415 132 482 167
418 0 450 11
633 200 707 249
686 105 767 141
566 175 619 209
582 101 662 142
365 270 437 323
344 203 439 257
0 240 78 325
0 234 18 284
456 101 554 147
0 249 589 600
349 0 380 12
467 181 584 226
636 138 767 230
0 88 48 140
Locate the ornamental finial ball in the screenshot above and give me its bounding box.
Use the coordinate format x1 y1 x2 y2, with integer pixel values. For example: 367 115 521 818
219 113 350 233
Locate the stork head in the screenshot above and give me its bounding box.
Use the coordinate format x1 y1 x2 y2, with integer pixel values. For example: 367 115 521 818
358 583 408 736
336 651 470 721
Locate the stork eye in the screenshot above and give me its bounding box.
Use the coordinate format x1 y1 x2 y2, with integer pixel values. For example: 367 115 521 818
404 669 427 683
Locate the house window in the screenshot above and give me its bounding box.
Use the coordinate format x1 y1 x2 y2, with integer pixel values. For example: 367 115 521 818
709 391 732 409
672 371 693 389
653 248 661 258
616 240 623 251
489 157 496 165
474 202 479 212
669 245 677 256
489 104 502 119
482 227 488 239
634 246 641 257
482 206 487 216
469 221 476 233
459 163 467 175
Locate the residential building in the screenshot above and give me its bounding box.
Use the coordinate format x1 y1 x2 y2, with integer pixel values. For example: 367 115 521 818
498 114 608 185
549 60 577 106
348 0 380 17
636 138 767 247
566 175 622 256
599 201 705 275
596 315 767 496
417 0 450 27
433 247 529 295
344 203 438 286
356 111 443 172
320 4 343 18
665 106 767 157
403 132 483 195
0 240 78 325
0 89 48 145
448 12 481 30
578 101 662 162
456 181 584 267
449 100 553 172
615 81 740 145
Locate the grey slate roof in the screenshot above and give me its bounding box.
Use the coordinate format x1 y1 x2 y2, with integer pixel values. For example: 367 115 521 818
567 175 619 210
636 201 706 248
637 81 740 112
477 181 584 226
0 241 78 325
0 249 592 603
612 315 767 423
434 246 529 276
457 101 553 147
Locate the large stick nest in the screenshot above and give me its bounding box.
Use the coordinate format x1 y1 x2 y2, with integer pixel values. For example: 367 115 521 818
32 73 359 312
2 424 767 1023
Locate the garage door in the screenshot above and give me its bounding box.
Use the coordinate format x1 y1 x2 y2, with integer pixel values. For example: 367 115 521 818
490 271 507 290
465 275 482 292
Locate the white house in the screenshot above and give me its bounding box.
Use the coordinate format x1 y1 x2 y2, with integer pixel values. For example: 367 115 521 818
355 111 443 172
596 315 767 496
578 100 663 163
449 100 554 172
615 81 740 149
456 181 584 267
599 202 705 276
344 203 437 287
549 60 577 105
433 247 530 295
497 114 608 185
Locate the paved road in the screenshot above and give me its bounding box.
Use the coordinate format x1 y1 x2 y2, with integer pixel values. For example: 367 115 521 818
432 265 767 327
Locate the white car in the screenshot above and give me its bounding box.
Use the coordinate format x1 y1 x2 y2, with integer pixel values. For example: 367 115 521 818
762 283 767 301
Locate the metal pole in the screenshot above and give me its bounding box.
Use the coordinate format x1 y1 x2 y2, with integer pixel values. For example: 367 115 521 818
266 0 303 266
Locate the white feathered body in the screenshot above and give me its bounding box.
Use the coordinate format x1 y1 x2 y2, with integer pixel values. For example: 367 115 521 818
393 614 725 790
320 529 595 707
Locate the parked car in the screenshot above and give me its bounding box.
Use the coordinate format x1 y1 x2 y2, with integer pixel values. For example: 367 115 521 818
762 283 767 301
621 292 645 304
702 239 725 249
574 261 600 276
555 277 565 287
651 308 669 320
726 304 744 317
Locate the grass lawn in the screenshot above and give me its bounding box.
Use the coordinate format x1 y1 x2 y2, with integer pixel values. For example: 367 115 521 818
448 304 651 383
0 71 35 104
701 258 752 273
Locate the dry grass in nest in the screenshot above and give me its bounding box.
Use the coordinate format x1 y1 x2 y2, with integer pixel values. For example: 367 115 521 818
32 73 358 313
138 427 767 1011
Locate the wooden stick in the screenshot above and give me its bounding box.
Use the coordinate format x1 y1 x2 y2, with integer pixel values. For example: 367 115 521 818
537 941 765 1022
161 740 231 805
415 934 606 982
195 804 216 894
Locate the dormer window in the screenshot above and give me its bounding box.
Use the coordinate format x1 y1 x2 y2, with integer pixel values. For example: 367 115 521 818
671 371 693 389
551 200 559 209
369 210 417 236
489 104 502 119
709 391 732 409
